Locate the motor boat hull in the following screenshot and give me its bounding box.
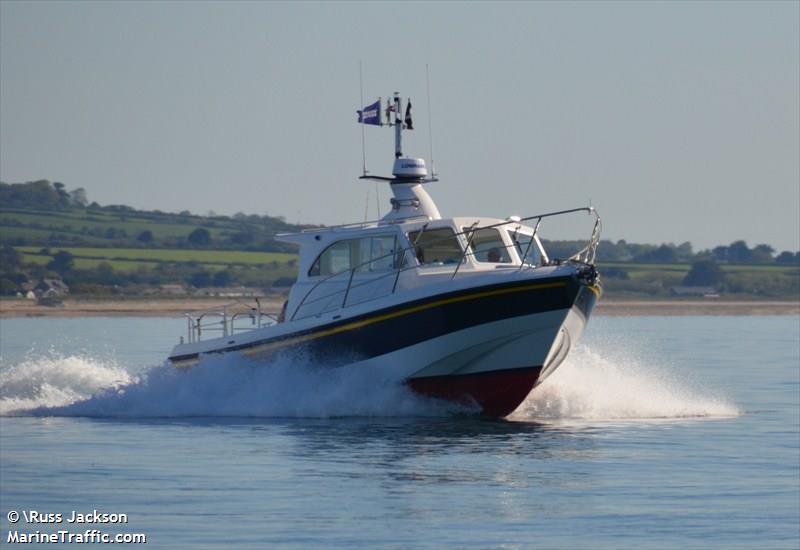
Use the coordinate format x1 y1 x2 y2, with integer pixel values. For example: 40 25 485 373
169 273 599 417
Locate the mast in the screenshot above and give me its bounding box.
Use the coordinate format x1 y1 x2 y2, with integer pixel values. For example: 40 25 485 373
394 93 402 159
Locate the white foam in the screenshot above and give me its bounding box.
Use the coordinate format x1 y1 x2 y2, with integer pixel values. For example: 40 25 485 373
511 344 741 422
0 353 134 415
2 341 740 421
1 352 458 418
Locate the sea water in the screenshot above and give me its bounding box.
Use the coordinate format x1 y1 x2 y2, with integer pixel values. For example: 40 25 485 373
0 315 798 548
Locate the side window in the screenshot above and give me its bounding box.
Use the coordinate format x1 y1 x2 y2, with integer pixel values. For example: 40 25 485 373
309 240 353 277
369 235 397 272
309 235 399 277
464 228 512 263
407 227 463 266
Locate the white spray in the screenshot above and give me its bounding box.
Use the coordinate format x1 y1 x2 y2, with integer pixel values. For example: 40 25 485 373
1 343 739 420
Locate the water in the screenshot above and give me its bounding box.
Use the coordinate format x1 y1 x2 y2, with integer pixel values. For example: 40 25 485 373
1 315 798 548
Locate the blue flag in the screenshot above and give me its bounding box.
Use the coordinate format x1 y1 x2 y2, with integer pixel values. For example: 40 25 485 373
357 99 381 126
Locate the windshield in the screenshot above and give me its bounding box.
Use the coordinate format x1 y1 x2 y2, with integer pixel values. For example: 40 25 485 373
507 229 538 265
407 227 463 266
463 227 512 263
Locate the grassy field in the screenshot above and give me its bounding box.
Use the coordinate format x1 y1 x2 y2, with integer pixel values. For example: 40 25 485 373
598 260 799 298
17 246 296 264
17 246 298 274
0 205 303 254
0 225 109 245
21 254 161 272
1 210 226 240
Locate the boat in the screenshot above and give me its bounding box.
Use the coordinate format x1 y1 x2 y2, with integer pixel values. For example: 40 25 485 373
168 93 602 417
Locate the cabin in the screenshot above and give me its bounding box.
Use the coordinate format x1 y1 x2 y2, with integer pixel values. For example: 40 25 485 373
277 214 548 321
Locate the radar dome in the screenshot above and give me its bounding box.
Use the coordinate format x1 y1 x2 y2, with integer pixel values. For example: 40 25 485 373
392 158 428 179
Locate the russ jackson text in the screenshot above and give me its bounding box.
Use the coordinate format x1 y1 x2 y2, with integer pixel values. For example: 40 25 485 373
22 510 128 524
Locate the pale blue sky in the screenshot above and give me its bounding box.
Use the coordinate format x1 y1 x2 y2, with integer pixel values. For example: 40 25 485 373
1 1 798 251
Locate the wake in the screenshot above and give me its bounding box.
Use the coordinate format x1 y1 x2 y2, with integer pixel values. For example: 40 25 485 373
0 352 454 418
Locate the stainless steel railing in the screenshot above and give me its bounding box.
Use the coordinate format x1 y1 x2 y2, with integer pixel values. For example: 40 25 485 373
182 299 280 344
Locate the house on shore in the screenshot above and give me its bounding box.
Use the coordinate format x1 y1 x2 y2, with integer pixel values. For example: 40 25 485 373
31 278 70 298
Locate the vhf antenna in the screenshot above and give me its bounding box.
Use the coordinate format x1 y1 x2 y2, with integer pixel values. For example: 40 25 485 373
426 64 436 177
359 60 367 176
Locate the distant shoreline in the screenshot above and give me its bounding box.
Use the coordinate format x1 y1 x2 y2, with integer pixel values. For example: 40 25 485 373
594 300 799 317
1 298 798 318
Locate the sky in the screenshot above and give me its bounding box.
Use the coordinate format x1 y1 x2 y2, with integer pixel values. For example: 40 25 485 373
1 1 798 252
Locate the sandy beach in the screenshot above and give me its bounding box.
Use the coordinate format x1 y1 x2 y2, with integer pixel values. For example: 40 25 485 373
0 297 287 318
1 297 797 318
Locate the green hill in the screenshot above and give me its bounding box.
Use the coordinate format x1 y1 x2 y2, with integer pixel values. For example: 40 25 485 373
0 180 310 295
0 179 798 299
0 180 304 252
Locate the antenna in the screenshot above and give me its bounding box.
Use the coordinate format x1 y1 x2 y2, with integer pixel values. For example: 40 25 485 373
359 61 367 176
426 64 436 176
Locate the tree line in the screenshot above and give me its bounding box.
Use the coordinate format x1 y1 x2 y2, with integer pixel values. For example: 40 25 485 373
0 180 88 209
542 239 799 266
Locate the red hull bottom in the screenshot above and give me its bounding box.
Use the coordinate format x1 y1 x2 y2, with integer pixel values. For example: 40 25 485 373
406 366 543 417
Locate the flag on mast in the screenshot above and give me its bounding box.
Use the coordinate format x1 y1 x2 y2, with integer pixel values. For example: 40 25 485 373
385 98 396 122
404 99 413 130
357 99 381 125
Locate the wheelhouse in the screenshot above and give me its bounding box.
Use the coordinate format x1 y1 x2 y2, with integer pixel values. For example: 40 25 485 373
276 212 569 321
